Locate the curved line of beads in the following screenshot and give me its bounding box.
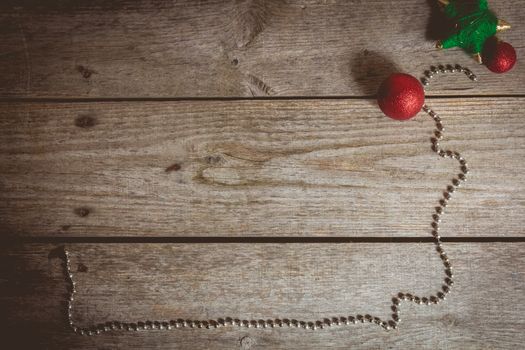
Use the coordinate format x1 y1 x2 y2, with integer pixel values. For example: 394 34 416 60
390 63 475 321
388 66 475 328
421 64 477 87
64 248 395 335
61 65 475 336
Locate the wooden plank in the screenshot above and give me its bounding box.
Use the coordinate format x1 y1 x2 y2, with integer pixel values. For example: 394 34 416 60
0 0 523 98
1 98 524 237
2 243 524 349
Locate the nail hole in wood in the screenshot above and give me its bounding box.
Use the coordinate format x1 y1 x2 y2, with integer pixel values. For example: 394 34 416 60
74 207 90 217
76 65 94 79
75 114 96 128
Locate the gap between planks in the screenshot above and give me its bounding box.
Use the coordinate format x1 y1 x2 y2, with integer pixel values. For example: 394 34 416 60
0 94 525 103
3 236 525 244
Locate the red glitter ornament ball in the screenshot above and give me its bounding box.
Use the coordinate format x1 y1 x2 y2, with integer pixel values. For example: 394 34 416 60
377 73 425 121
482 37 517 74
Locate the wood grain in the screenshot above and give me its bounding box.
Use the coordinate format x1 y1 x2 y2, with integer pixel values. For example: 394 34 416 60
1 3 523 350
2 243 524 349
1 98 523 237
0 0 523 98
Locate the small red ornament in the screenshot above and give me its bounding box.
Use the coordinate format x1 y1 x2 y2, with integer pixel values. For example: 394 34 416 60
482 37 517 74
377 73 425 121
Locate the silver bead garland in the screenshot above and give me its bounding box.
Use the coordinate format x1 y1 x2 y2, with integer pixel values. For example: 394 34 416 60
60 65 475 335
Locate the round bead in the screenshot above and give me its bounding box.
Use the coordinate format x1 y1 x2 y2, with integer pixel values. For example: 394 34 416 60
483 37 517 74
377 73 425 121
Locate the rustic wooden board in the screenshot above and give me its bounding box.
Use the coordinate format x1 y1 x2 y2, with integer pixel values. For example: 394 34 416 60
0 0 523 98
1 98 523 237
2 243 524 349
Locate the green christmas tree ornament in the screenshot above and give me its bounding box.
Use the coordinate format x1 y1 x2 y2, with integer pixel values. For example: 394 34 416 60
436 0 511 64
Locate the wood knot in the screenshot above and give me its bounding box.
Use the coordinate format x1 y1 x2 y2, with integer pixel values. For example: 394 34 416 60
441 313 460 327
77 263 88 273
74 207 91 217
240 336 256 349
165 163 182 172
231 0 270 48
205 155 222 165
75 114 96 128
247 74 274 96
76 65 95 79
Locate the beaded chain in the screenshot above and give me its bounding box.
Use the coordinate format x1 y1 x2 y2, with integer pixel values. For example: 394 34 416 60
60 64 475 336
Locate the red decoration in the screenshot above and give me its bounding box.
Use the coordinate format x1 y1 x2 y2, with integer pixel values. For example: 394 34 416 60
482 37 517 74
377 73 425 121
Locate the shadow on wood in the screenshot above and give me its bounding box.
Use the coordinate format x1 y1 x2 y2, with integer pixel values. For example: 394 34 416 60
350 50 400 96
425 0 456 41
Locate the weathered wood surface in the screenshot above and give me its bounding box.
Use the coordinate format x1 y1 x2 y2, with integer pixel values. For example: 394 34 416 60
0 0 523 98
1 98 523 237
1 2 524 349
2 243 524 349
